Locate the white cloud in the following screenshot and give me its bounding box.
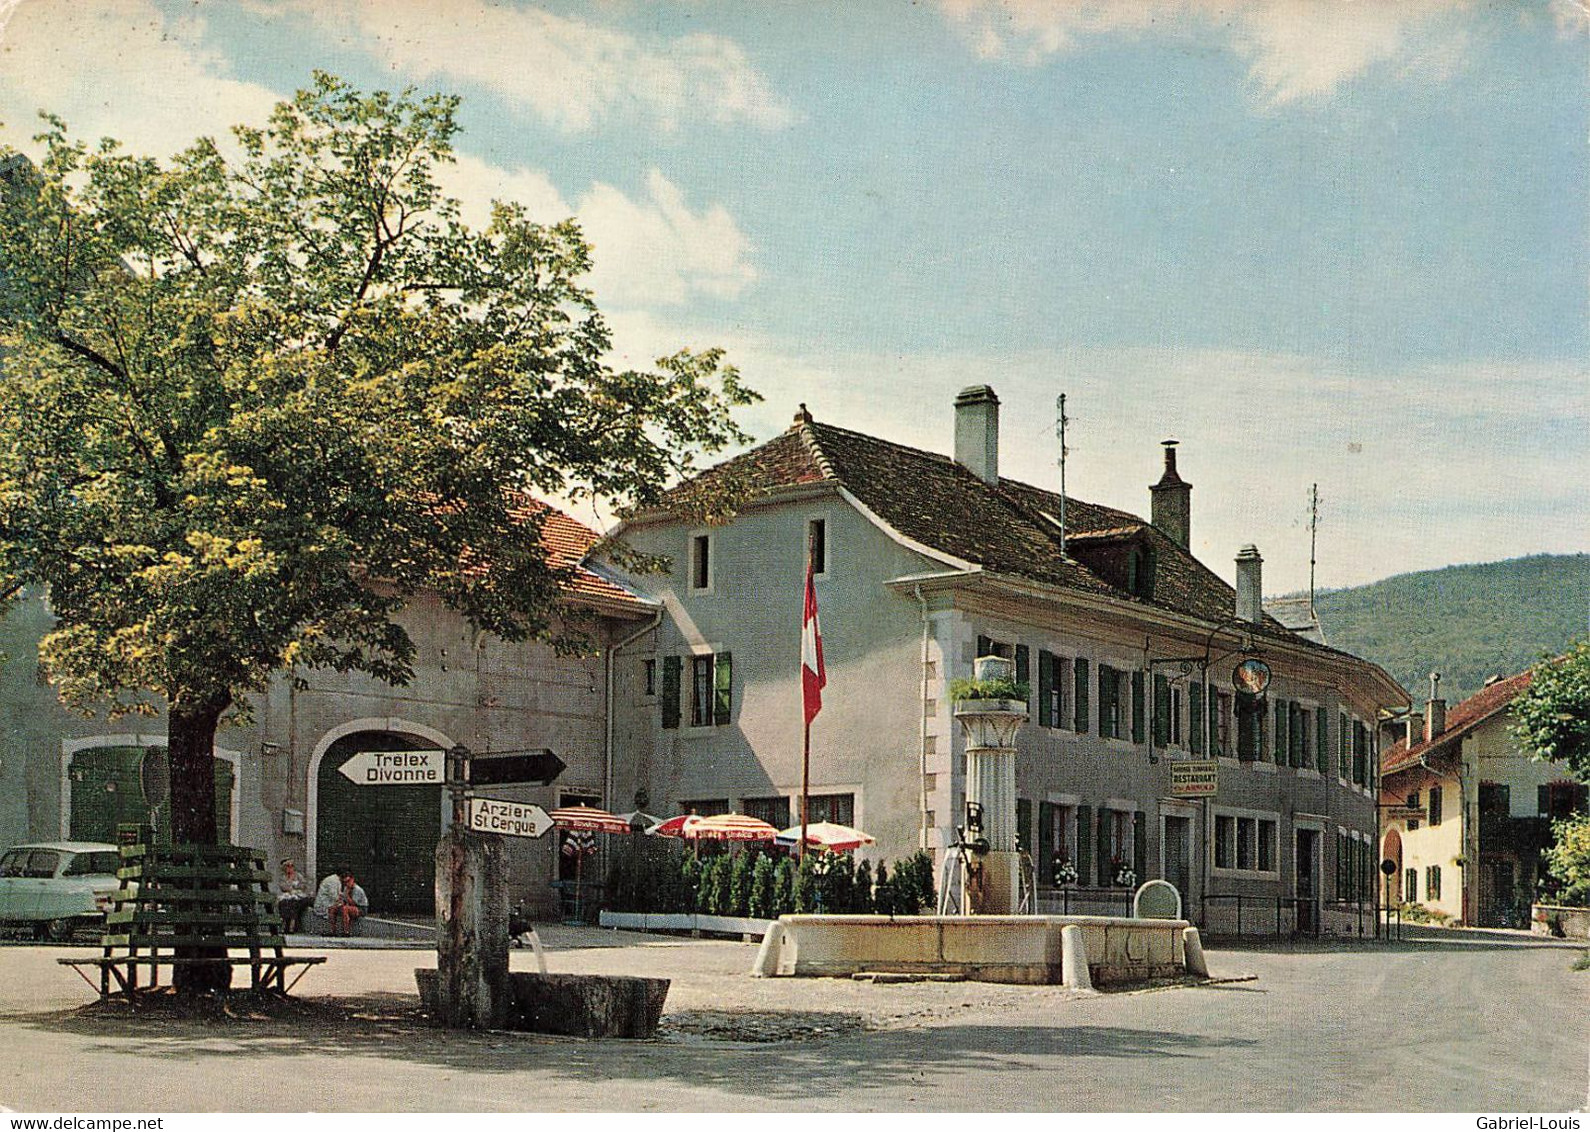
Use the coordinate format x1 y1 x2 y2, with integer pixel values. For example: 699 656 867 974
294 0 796 133
937 0 1479 105
0 0 280 158
602 315 1590 593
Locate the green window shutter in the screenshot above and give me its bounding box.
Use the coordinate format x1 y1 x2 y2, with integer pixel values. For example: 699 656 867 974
1289 703 1304 768
1133 812 1147 881
1353 722 1366 785
1037 650 1054 728
712 651 733 725
1153 674 1170 748
1075 806 1092 885
1189 683 1205 755
1038 801 1056 884
1316 708 1329 774
1236 692 1257 760
1339 712 1350 778
1015 645 1030 711
1016 797 1032 855
1097 809 1113 885
1131 670 1145 744
1274 699 1286 762
661 656 682 729
1074 659 1090 733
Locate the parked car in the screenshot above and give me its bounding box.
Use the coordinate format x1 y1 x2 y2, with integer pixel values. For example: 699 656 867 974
0 841 121 940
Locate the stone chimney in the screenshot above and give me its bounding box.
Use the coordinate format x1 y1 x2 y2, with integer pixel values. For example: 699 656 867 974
1425 673 1446 743
1235 545 1263 623
1149 439 1191 549
954 385 1000 486
1405 712 1424 748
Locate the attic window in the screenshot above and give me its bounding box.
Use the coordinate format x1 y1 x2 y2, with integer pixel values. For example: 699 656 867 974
1126 546 1156 599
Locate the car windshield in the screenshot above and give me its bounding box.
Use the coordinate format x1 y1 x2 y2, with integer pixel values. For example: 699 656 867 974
0 850 26 878
0 849 61 878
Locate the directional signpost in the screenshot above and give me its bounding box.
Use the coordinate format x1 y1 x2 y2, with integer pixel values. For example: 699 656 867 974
467 797 552 839
337 749 445 785
466 750 566 788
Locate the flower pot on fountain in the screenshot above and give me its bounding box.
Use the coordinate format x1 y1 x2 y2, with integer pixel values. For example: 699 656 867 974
951 656 1029 915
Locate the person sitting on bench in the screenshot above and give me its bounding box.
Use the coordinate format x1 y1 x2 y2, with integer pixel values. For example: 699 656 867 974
276 858 311 933
329 872 368 937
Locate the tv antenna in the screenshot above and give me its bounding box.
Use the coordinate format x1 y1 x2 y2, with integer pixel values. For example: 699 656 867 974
1308 483 1321 612
1056 394 1070 557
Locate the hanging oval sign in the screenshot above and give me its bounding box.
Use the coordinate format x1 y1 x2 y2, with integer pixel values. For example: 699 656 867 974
1232 657 1272 694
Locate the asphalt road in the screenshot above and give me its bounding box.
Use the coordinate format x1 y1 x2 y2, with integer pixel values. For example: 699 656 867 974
0 925 1582 1112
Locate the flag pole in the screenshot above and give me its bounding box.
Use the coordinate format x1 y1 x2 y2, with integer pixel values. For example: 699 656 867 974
800 537 812 861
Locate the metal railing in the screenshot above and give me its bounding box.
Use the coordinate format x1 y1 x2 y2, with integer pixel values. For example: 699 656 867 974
1033 887 1135 917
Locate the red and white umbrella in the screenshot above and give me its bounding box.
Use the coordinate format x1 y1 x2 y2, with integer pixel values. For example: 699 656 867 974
680 813 778 842
644 814 696 838
774 821 875 852
548 805 632 835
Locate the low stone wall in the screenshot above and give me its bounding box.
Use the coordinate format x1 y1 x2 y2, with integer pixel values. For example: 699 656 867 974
1532 904 1590 940
752 914 1190 986
597 911 772 938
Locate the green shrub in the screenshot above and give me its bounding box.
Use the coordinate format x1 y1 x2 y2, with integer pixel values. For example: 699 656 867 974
794 851 819 912
854 860 874 914
948 676 1030 703
872 861 894 916
680 854 702 913
772 857 795 918
749 854 775 919
728 851 754 917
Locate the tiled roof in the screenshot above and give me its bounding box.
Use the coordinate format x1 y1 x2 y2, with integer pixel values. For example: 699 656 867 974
506 497 657 617
654 416 1319 640
1382 668 1535 775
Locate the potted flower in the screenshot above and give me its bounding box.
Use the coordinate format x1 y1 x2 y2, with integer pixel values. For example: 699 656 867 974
1052 856 1078 886
1111 857 1136 889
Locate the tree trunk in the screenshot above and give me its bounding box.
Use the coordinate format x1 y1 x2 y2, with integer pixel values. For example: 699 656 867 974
166 695 230 994
168 697 225 845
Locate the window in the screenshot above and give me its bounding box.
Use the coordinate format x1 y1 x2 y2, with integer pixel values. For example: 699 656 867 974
1404 867 1417 903
1098 665 1124 739
1171 685 1183 746
1406 790 1421 831
643 659 656 697
1339 712 1350 778
975 634 1014 659
661 656 682 728
1214 692 1232 756
743 796 791 829
1189 682 1204 755
1236 692 1260 759
1258 819 1276 872
1074 658 1091 732
807 518 827 575
679 798 729 817
1425 865 1442 901
1479 781 1510 815
1215 815 1235 869
1037 651 1071 729
1428 784 1442 827
807 793 855 825
1540 781 1589 820
1294 705 1310 769
690 533 711 590
687 652 734 727
1274 699 1287 763
1236 817 1256 870
1315 708 1330 774
1352 721 1368 785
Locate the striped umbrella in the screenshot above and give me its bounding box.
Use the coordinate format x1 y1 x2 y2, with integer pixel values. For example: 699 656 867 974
548 805 632 835
680 813 778 842
774 821 876 852
644 814 696 838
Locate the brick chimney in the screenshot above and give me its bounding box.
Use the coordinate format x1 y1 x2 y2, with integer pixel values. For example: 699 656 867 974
1425 673 1446 742
1405 712 1424 748
954 385 1000 486
1149 439 1191 549
1235 545 1263 624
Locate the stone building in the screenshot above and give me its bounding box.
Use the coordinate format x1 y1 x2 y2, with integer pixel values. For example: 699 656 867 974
602 387 1407 933
0 508 656 919
1381 667 1588 927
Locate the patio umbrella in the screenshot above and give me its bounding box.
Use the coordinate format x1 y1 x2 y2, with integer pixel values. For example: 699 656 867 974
774 820 876 852
645 814 696 838
617 810 663 832
548 804 632 835
680 813 778 842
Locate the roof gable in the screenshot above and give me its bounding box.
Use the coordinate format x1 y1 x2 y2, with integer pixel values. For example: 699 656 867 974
1382 667 1535 774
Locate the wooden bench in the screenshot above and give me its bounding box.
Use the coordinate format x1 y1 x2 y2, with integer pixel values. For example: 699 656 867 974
58 842 324 999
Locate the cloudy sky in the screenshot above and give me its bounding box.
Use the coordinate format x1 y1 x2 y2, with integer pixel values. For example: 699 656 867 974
0 0 1584 594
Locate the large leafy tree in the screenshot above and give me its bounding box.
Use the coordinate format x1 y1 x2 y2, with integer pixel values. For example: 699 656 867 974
1512 641 1590 785
0 74 756 845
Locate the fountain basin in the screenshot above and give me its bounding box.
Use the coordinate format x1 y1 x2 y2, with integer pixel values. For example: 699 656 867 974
751 913 1191 986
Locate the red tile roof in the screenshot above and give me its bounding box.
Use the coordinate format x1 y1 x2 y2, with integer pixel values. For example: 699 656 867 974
1381 667 1535 775
506 497 657 618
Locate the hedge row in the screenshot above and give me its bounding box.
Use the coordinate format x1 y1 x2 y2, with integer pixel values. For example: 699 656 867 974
604 842 937 919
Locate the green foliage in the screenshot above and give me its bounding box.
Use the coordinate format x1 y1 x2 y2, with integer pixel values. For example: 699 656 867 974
680 854 702 913
854 859 873 914
1511 641 1590 784
748 853 775 920
793 851 819 913
771 857 795 918
948 677 1030 703
892 850 937 913
727 850 754 918
0 74 756 841
872 861 894 916
1544 814 1590 907
1307 555 1590 704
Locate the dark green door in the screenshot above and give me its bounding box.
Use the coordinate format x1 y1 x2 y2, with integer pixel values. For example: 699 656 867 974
315 732 441 915
69 746 232 843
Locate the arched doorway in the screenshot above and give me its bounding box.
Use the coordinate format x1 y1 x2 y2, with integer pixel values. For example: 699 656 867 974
1382 828 1403 902
314 731 442 915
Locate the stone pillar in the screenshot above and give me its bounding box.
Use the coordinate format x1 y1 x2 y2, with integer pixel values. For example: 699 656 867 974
955 654 1028 916
434 824 510 1029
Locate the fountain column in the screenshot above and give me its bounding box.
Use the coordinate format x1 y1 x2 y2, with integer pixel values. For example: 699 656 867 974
953 654 1028 915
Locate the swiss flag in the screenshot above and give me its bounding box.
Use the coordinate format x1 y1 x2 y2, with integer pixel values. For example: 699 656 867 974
802 559 826 726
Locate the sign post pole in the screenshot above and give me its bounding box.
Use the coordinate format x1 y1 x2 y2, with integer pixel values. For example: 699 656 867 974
433 743 510 1030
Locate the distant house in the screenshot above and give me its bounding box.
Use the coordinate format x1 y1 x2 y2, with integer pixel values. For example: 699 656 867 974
1380 668 1587 927
604 386 1406 933
0 506 656 920
1264 597 1327 646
